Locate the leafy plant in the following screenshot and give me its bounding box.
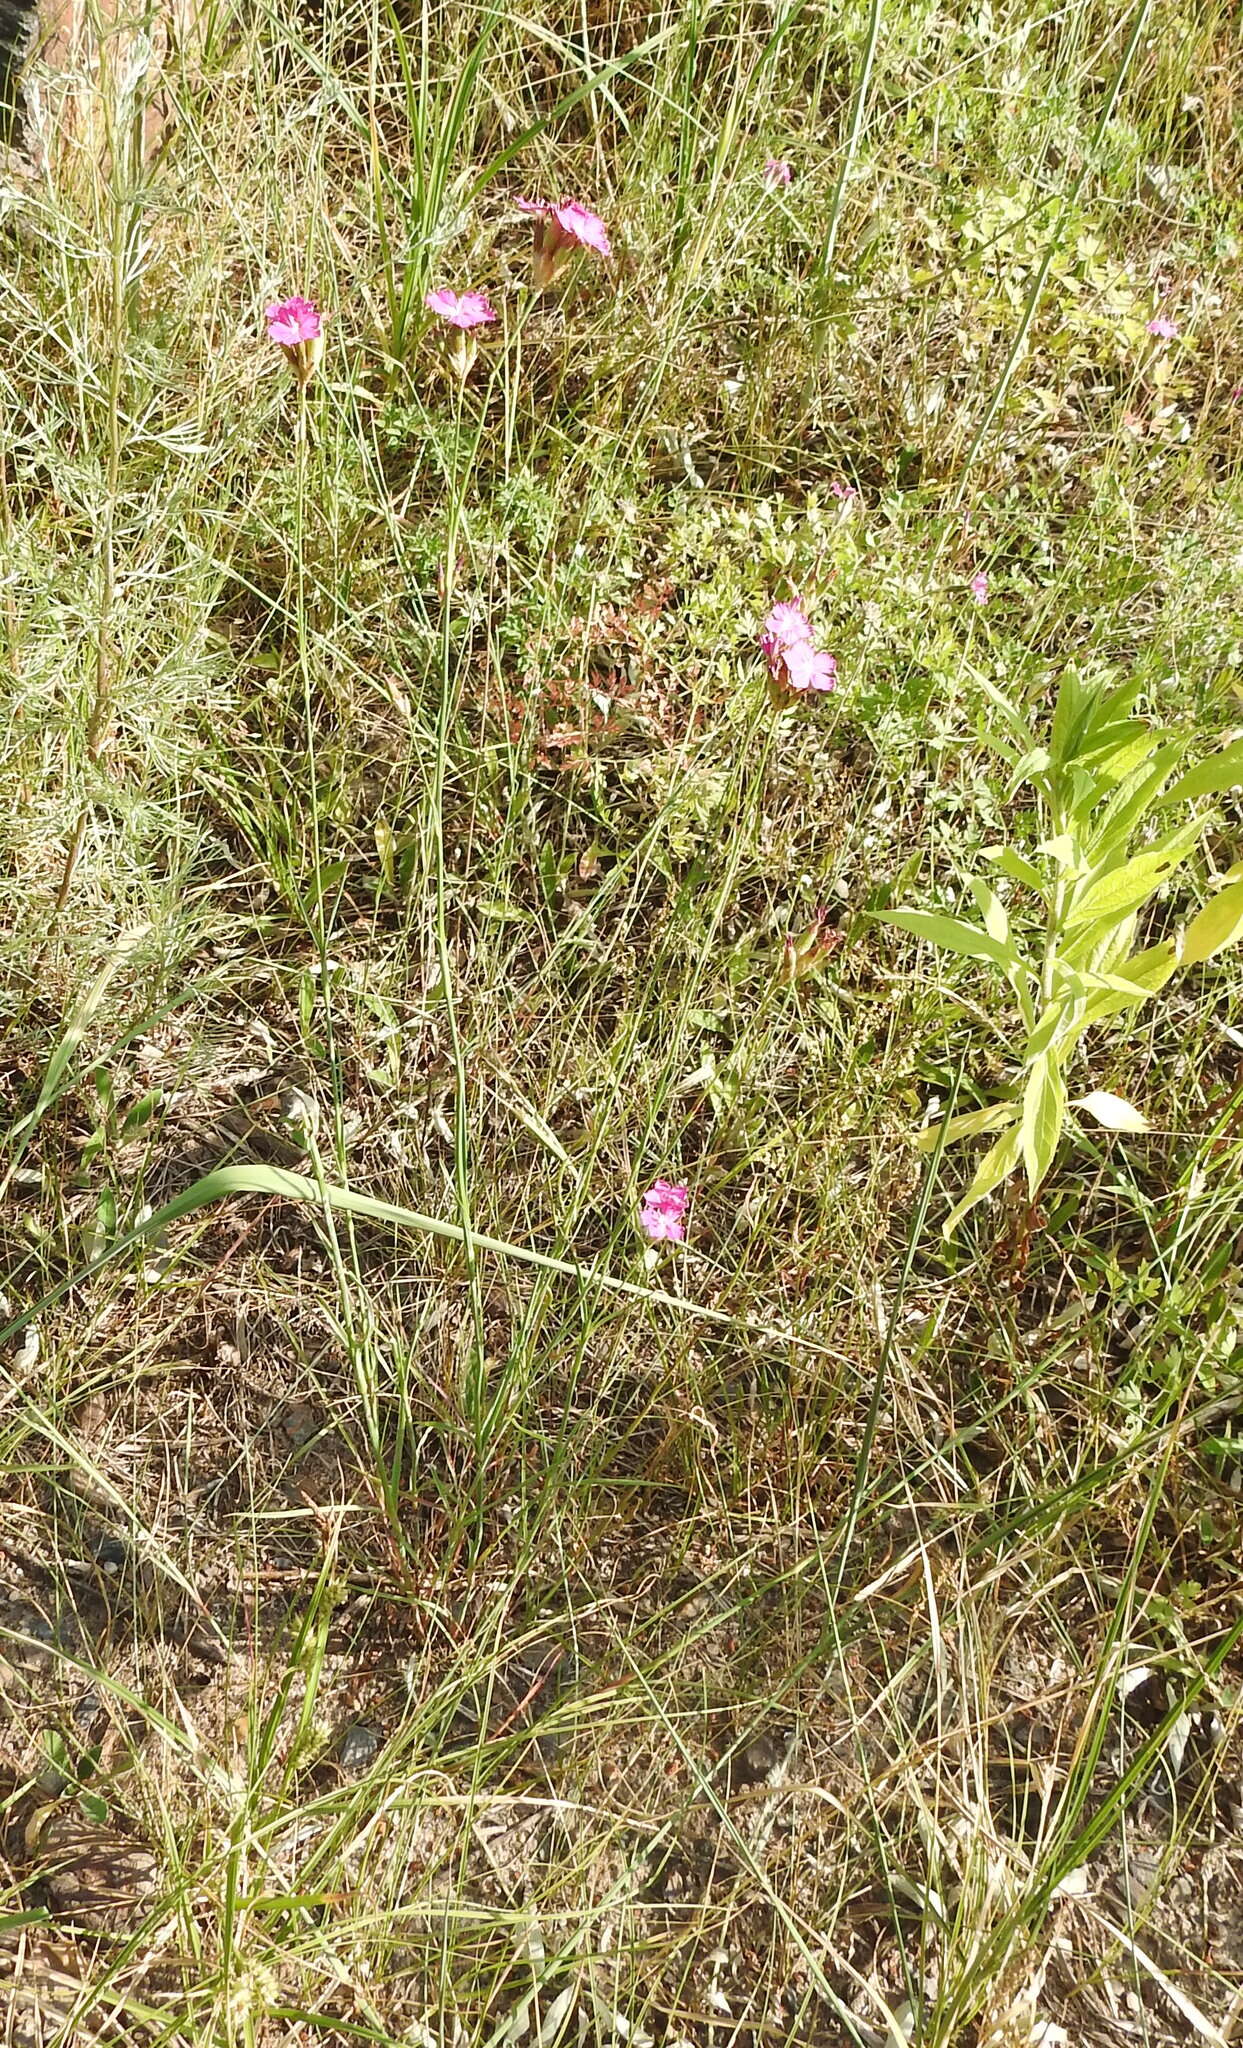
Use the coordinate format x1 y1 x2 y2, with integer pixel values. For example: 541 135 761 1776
880 668 1243 1233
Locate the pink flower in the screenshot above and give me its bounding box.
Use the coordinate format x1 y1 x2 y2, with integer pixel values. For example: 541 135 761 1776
639 1180 689 1243
1146 315 1179 340
785 642 838 692
761 601 813 657
266 296 322 346
265 295 325 388
516 197 611 289
969 572 989 604
763 158 793 188
425 288 497 329
830 479 856 502
760 602 836 696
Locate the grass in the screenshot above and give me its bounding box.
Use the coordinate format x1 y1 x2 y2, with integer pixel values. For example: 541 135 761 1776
1 0 1242 2042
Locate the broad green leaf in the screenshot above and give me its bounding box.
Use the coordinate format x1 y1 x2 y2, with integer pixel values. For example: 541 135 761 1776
1075 1090 1149 1133
1181 877 1243 965
915 1100 1018 1153
982 845 1045 893
1035 833 1078 869
942 1123 1023 1237
1085 911 1139 976
877 909 1014 968
970 877 1009 944
1065 820 1202 928
1161 736 1243 808
1021 1052 1068 1197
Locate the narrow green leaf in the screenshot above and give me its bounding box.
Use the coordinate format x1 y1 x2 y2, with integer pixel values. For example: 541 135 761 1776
1161 737 1243 808
1049 667 1092 765
878 909 1013 968
0 1164 845 1375
942 1123 1023 1237
914 1101 1018 1153
1075 1090 1149 1133
2 925 150 1187
1065 821 1202 928
970 877 1009 945
1081 942 1177 1022
1024 1002 1064 1059
1077 723 1165 782
1085 744 1185 865
1021 1052 1068 1197
1181 877 1243 966
982 845 1044 893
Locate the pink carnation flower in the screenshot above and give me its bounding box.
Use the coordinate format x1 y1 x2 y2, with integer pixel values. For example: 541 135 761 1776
640 1180 689 1243
265 295 325 388
425 288 497 378
516 196 611 288
760 602 836 695
425 288 497 329
1146 315 1179 340
969 572 989 604
760 601 813 657
785 643 838 692
763 157 793 188
266 296 322 346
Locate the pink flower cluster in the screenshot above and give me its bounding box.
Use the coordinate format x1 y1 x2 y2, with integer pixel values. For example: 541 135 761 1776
760 602 837 696
266 193 612 384
1147 314 1179 340
639 1180 689 1243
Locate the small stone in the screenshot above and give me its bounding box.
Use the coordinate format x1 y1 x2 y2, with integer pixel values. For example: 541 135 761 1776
336 1723 381 1773
72 1690 102 1733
